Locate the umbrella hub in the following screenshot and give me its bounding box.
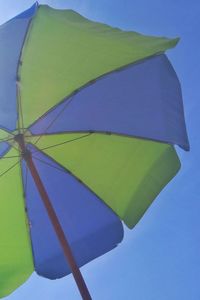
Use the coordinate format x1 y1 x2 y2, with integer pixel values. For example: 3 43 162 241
14 133 31 159
14 133 24 143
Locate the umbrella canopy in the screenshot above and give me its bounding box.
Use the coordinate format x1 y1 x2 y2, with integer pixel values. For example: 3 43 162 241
0 2 189 299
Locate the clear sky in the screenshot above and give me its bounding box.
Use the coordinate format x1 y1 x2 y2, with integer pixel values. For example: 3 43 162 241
0 1 200 299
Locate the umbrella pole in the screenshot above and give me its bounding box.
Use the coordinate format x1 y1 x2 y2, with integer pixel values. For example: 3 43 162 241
16 134 92 300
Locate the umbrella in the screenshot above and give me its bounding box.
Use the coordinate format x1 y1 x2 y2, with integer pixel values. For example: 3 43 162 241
0 2 189 299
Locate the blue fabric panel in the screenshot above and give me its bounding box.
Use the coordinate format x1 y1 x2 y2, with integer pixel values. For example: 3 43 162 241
0 4 37 131
15 3 38 19
30 54 189 150
22 146 123 279
0 142 10 157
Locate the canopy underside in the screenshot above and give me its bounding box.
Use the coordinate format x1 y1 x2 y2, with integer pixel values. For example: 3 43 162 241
0 2 189 298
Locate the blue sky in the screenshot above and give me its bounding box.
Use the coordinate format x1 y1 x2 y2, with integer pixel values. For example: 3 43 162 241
0 1 200 299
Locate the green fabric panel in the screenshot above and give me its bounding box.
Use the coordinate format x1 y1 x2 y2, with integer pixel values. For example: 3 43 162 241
0 129 12 140
19 5 179 127
32 133 180 228
0 149 33 298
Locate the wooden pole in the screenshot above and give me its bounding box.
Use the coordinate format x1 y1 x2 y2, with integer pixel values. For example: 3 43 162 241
15 134 92 300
